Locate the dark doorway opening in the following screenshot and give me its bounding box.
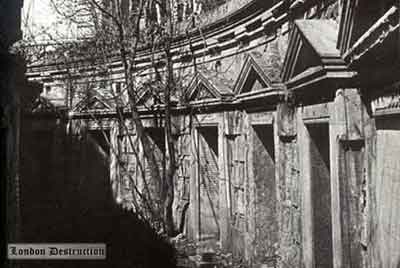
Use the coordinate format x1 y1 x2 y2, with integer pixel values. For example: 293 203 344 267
252 124 277 260
197 126 219 243
145 127 166 174
85 130 112 210
198 126 218 155
307 123 333 268
253 124 275 162
146 127 165 153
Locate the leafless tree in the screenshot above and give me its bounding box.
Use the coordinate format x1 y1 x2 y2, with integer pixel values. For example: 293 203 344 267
18 0 215 237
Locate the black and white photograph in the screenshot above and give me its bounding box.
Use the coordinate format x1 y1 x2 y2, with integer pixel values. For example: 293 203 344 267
2 0 400 267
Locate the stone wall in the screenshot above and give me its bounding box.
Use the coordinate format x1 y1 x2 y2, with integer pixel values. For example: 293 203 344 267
20 1 400 267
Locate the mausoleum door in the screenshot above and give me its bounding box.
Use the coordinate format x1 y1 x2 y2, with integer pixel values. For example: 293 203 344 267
197 126 220 244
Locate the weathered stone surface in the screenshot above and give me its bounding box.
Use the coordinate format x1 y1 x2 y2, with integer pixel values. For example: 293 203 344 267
17 1 400 268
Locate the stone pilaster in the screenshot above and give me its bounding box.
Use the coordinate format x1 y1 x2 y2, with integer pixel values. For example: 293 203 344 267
276 101 302 268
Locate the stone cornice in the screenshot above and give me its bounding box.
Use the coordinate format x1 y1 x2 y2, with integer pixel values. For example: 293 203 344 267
64 85 284 121
371 83 400 117
343 6 399 66
27 0 290 77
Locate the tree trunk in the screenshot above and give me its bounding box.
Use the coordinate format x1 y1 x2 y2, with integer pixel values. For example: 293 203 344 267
117 0 164 221
163 0 177 236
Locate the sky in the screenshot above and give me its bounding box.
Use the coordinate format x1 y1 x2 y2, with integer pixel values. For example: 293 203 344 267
22 0 77 43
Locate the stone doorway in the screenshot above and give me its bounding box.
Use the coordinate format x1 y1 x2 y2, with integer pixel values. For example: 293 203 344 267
85 130 112 208
251 124 277 262
307 123 333 268
197 126 220 247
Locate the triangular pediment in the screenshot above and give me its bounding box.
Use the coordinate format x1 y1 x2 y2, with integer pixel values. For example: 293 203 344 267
338 1 395 55
343 6 399 70
234 54 273 95
87 96 111 110
187 73 220 102
73 92 112 112
282 20 340 82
